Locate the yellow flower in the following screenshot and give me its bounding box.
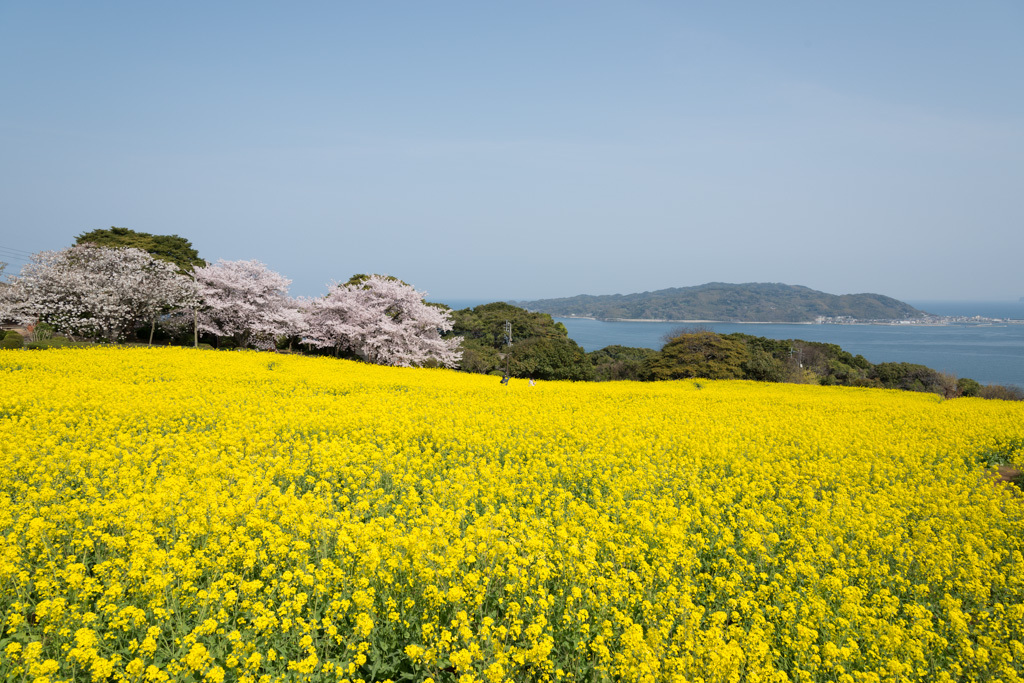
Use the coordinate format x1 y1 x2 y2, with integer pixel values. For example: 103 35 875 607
184 643 210 672
1 347 1022 682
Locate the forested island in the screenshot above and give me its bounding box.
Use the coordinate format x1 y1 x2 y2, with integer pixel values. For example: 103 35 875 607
517 282 928 322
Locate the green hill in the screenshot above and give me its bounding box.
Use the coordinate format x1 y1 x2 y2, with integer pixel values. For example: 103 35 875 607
517 282 929 322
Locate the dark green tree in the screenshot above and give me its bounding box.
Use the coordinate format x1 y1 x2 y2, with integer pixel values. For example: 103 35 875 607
449 302 592 379
722 333 875 386
509 335 594 381
76 227 205 272
644 331 749 381
343 273 410 288
588 345 657 381
869 362 951 394
741 346 786 382
957 377 982 397
450 302 568 347
457 344 503 375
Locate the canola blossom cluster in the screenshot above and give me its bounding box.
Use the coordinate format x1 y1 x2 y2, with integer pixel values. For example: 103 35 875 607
1 347 1023 683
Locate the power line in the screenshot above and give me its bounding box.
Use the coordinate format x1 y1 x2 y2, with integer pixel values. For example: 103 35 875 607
0 244 39 265
0 244 35 257
0 254 30 267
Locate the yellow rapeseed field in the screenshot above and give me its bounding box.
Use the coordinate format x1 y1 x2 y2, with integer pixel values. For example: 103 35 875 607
1 347 1023 683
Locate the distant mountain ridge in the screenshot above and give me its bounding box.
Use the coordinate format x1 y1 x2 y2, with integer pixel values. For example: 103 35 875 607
517 283 929 323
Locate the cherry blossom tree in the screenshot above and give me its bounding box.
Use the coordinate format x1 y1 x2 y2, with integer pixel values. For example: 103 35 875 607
0 261 12 323
4 245 196 341
275 297 309 351
303 274 462 367
153 275 208 349
194 259 293 349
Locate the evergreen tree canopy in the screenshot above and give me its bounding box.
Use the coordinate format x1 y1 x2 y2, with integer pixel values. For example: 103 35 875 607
449 302 592 380
644 330 749 380
76 227 205 272
588 345 657 382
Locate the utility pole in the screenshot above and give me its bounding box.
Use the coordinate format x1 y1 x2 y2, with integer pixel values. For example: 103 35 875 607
502 320 513 382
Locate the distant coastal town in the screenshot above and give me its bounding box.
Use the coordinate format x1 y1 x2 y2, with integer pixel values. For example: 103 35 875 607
815 314 1024 325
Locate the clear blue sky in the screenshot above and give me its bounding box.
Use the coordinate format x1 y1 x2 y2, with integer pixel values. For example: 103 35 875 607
2 1 1022 302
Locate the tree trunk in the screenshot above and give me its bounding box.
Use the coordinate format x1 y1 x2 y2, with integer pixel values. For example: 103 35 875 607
193 309 199 348
149 318 156 346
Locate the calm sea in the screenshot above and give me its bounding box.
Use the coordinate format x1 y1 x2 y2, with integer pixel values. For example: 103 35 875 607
438 298 1024 389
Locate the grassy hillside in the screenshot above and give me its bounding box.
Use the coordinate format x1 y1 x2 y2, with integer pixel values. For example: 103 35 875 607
1 347 1022 682
518 282 928 322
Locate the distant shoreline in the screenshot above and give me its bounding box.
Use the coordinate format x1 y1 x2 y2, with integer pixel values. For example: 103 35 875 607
555 316 814 324
553 315 1024 326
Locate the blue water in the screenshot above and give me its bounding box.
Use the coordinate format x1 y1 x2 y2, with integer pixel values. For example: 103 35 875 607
438 298 1024 388
908 300 1024 320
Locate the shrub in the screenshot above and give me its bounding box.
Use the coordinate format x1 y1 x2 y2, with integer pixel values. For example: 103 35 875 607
25 337 79 350
934 372 961 399
588 345 657 382
977 384 1024 401
1 331 24 349
27 323 55 342
957 377 982 397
